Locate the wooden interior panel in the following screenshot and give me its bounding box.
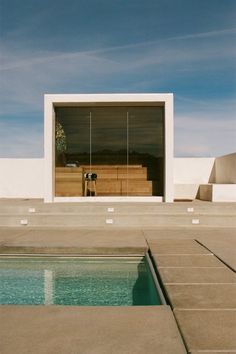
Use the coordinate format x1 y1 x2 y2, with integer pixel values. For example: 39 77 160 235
55 167 83 196
81 165 142 169
56 167 82 173
82 168 118 180
55 165 154 197
121 180 152 196
117 167 147 180
96 180 122 195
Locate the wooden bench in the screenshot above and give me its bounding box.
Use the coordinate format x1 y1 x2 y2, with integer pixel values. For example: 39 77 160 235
55 167 83 196
55 165 153 197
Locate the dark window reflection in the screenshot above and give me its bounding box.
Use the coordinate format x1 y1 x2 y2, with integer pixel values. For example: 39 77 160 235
91 107 127 166
129 107 164 196
55 107 90 166
55 106 164 196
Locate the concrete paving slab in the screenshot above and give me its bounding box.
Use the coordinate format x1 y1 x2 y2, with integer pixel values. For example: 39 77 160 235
165 284 236 309
0 306 187 354
158 267 236 284
152 254 225 267
0 228 147 255
197 238 236 271
148 239 210 255
0 228 28 244
190 351 236 353
143 227 236 240
174 309 236 351
144 228 236 270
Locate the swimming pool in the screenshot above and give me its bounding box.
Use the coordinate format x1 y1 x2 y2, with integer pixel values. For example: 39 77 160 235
0 256 164 306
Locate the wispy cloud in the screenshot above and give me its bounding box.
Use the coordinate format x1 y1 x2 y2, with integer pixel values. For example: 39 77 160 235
0 6 235 158
1 28 235 114
168 27 236 41
1 27 235 72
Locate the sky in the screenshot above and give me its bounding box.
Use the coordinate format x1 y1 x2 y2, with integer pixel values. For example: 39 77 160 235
0 0 235 158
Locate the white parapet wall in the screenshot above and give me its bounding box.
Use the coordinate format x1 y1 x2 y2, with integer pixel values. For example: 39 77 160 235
0 157 216 200
0 155 235 201
0 159 44 198
212 184 236 202
174 157 215 200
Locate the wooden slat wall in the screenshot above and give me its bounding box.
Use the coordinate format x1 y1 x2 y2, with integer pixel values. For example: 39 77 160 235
55 165 153 196
55 167 83 196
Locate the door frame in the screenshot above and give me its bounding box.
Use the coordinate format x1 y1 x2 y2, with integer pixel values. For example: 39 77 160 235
44 93 174 202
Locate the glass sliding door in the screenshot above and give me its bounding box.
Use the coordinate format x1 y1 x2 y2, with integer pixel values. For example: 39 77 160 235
55 107 90 197
128 107 164 196
90 107 127 196
54 105 164 197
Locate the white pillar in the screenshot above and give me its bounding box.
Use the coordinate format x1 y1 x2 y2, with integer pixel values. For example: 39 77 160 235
164 94 174 202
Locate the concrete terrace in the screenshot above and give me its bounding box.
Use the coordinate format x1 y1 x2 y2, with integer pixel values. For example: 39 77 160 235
0 199 236 354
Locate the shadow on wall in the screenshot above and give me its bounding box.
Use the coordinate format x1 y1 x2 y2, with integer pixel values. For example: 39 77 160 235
198 152 236 202
214 153 236 184
174 152 236 201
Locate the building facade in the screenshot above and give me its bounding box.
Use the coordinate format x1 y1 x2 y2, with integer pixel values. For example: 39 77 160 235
44 94 174 202
0 93 235 202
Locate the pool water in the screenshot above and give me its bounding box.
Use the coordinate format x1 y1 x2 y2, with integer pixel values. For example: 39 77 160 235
0 257 161 306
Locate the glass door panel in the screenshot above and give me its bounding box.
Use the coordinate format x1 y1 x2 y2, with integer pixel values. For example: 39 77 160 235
55 105 165 197
90 107 127 196
55 107 90 197
128 107 164 196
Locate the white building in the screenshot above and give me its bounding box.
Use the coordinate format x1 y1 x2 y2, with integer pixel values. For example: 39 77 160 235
0 93 235 202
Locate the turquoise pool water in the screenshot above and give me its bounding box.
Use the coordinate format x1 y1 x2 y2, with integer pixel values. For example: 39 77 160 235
0 257 161 306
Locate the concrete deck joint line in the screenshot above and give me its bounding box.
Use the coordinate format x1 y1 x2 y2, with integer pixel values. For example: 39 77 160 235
151 253 214 256
196 239 236 273
173 308 236 311
158 266 225 268
164 282 236 285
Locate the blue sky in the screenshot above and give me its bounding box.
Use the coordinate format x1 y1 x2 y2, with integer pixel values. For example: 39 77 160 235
0 0 235 157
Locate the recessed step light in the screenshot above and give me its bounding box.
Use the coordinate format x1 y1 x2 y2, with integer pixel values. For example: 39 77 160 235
187 207 194 212
106 219 114 224
20 219 28 225
192 219 200 225
28 208 36 213
107 207 114 212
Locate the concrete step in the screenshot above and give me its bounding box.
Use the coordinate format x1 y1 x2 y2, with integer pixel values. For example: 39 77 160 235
0 201 235 215
0 213 235 227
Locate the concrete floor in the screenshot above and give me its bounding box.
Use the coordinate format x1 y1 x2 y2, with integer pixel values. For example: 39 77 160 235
1 306 187 354
0 226 235 269
149 238 236 353
0 200 236 353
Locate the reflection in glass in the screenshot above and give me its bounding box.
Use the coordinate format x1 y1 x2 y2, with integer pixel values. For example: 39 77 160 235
55 106 164 196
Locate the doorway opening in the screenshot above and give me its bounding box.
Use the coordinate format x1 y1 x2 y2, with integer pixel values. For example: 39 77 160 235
55 106 164 197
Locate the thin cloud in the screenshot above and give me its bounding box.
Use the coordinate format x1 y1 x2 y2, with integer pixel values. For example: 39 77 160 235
0 1 235 159
1 27 235 72
168 27 236 41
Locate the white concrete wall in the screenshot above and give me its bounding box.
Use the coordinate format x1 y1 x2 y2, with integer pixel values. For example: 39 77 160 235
0 159 44 198
212 184 236 202
0 157 216 200
199 184 236 202
0 155 235 201
215 153 236 183
174 158 215 199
